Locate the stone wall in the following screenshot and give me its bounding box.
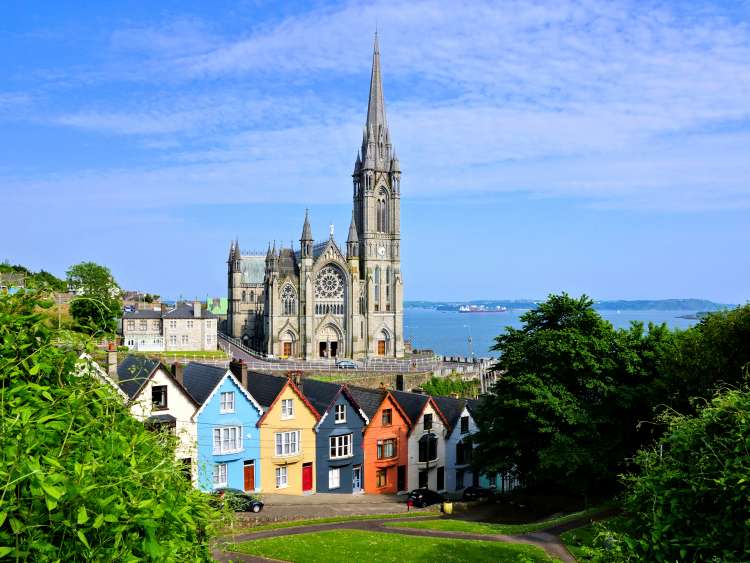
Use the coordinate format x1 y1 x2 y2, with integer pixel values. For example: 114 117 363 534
303 370 434 392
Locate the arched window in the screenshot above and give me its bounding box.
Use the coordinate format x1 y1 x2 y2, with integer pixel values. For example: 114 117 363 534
376 191 388 233
241 290 246 303
281 284 297 316
314 264 345 317
385 267 391 312
249 291 255 303
374 266 381 312
418 433 438 463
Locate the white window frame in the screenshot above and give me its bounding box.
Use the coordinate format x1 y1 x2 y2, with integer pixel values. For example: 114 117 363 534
334 404 346 424
275 466 288 489
181 334 189 345
329 433 352 460
220 392 235 414
274 430 300 457
280 399 294 419
328 467 340 489
213 463 227 487
212 426 243 454
169 335 177 345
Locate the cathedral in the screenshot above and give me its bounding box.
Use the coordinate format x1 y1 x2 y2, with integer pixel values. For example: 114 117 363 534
227 36 404 360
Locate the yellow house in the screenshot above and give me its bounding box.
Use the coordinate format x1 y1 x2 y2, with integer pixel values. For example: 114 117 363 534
248 372 320 495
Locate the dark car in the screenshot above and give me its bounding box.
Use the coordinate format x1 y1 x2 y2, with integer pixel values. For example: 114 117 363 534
461 486 495 501
211 488 264 513
407 488 445 508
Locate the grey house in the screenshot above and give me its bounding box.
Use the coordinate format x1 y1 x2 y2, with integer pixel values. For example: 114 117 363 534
302 379 369 494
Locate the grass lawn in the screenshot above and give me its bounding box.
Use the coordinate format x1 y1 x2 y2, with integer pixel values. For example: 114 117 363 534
560 523 598 561
230 529 560 562
228 511 436 534
383 506 607 536
129 350 228 360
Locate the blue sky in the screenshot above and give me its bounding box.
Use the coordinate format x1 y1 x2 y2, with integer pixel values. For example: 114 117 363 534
2 0 749 303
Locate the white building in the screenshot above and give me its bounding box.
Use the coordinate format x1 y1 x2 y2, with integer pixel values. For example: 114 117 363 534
122 301 217 352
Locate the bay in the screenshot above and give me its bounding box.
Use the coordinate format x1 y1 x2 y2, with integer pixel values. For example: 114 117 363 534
404 307 701 357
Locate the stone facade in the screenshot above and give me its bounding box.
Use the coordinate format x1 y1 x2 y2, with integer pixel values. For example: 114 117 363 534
122 301 217 351
227 35 404 360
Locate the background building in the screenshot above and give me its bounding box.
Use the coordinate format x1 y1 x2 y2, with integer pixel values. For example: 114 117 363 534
122 301 217 351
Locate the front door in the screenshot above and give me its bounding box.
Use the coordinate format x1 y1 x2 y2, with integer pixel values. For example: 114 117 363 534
397 465 406 491
330 341 338 358
352 465 362 493
377 340 386 355
319 342 327 357
437 466 445 491
302 462 313 492
243 460 255 491
283 342 292 357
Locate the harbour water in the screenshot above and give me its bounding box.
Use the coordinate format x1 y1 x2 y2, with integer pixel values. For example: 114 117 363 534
404 307 702 357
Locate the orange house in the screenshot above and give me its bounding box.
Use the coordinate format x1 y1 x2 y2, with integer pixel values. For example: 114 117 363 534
350 386 411 494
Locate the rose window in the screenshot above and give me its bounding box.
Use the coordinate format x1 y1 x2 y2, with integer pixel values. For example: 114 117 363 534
315 266 344 299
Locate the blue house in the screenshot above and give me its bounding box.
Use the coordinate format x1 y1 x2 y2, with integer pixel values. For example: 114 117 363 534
183 362 264 493
302 379 369 494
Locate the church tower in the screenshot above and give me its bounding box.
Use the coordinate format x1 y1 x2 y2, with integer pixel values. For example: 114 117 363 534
352 33 404 358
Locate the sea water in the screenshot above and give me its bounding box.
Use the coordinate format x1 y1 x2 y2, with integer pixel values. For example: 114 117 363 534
404 308 701 357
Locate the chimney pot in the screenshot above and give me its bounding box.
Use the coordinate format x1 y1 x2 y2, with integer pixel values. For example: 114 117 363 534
230 357 249 389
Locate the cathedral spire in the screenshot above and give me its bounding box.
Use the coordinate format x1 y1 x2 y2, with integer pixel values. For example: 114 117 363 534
300 208 312 242
366 32 387 134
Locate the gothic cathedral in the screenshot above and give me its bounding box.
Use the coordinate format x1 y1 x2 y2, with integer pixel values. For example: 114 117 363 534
227 36 404 360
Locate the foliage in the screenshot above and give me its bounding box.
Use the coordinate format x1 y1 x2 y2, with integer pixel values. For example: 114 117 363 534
420 374 478 398
0 289 221 561
66 262 122 335
595 387 750 562
473 293 675 495
231 529 558 562
0 261 66 292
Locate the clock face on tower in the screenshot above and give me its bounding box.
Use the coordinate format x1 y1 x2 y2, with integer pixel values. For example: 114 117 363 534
377 245 386 257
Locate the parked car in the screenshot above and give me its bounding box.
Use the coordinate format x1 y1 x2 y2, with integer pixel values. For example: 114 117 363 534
335 359 358 369
407 488 445 508
210 488 264 513
461 486 495 501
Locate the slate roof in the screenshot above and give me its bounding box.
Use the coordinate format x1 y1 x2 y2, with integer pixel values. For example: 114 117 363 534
390 390 430 426
465 398 482 419
163 302 216 319
240 256 265 285
181 362 226 405
122 309 162 319
277 248 299 280
244 371 288 409
300 379 342 416
348 386 387 420
432 395 466 432
146 413 176 424
117 355 160 399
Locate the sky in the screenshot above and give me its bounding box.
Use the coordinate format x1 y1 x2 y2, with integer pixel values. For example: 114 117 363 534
2 0 749 303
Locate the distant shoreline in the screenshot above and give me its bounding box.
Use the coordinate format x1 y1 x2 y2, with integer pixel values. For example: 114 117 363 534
405 299 735 312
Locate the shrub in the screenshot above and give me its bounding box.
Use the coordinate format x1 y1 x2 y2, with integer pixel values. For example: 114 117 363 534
0 290 221 561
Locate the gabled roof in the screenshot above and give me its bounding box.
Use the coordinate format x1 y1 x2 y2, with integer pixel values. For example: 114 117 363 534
181 362 226 404
122 309 162 319
465 398 482 419
77 353 129 401
432 395 467 433
301 380 369 430
255 376 321 426
163 302 216 319
391 390 450 435
117 355 160 399
244 371 288 408
349 386 387 419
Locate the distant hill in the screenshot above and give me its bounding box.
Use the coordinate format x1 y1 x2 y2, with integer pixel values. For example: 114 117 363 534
406 299 735 312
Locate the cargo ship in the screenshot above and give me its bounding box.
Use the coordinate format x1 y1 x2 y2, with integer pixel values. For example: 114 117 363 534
458 305 508 313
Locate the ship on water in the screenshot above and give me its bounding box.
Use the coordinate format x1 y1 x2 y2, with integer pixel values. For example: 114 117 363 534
459 304 508 313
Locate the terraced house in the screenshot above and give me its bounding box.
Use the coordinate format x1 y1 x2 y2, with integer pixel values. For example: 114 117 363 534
350 386 411 494
184 363 263 493
302 380 369 494
392 390 450 493
122 301 217 352
246 372 320 494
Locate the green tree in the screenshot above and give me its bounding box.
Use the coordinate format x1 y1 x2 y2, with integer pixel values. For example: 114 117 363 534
597 387 750 562
66 262 122 334
473 294 674 496
0 289 220 560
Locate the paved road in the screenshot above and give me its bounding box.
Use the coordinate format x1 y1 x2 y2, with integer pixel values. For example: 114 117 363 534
215 513 584 563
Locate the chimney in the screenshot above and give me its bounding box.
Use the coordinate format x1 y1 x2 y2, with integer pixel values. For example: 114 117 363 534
107 342 118 382
172 362 184 386
287 370 302 388
229 358 249 389
379 382 387 391
193 300 201 318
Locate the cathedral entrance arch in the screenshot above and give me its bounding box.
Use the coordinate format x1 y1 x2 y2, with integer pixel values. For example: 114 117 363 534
377 328 391 356
280 329 297 358
318 324 342 358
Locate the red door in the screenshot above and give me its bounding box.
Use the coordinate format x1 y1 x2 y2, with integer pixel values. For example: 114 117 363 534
302 462 313 492
243 461 255 491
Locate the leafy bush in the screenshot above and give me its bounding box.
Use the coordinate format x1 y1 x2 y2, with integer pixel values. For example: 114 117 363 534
421 374 478 398
0 290 221 561
598 387 750 562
